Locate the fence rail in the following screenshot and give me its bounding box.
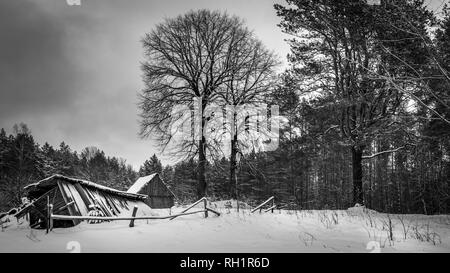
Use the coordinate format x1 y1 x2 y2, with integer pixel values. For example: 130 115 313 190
52 209 207 222
170 197 207 220
251 196 275 213
46 197 220 232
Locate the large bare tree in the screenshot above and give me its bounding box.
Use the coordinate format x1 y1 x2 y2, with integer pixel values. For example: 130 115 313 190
215 38 280 199
139 10 277 198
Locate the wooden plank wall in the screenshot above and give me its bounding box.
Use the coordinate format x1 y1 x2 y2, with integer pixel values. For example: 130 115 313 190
142 175 174 208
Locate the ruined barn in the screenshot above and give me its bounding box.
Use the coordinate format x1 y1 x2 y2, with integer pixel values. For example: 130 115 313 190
15 174 151 228
127 173 175 208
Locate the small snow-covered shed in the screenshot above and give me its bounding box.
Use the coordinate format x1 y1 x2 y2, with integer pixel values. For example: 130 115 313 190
127 173 175 209
16 174 151 228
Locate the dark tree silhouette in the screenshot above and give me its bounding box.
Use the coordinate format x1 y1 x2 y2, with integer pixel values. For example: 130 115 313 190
139 10 278 198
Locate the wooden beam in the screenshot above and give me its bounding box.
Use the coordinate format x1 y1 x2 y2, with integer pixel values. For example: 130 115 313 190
49 204 54 231
57 181 79 226
204 198 208 218
15 188 56 219
129 206 138 227
170 197 206 220
52 209 207 221
74 183 93 208
206 207 221 216
264 205 276 213
46 196 50 234
54 201 75 214
30 220 43 229
251 196 274 213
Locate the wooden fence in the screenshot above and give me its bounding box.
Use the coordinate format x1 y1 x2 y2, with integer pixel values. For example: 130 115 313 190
45 196 278 233
251 196 276 213
46 197 220 233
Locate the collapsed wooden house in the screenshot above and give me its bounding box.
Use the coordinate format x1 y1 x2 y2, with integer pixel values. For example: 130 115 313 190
15 174 152 228
127 173 175 209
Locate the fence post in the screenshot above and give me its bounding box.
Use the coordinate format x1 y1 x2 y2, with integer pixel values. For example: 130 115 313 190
272 197 275 213
129 206 138 228
49 204 54 231
203 198 208 218
46 196 50 234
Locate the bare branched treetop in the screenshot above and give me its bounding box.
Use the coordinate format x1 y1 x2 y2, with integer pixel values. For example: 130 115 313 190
139 9 279 198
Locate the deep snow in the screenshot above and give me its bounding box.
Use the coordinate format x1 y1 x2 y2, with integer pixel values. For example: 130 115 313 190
1 201 449 253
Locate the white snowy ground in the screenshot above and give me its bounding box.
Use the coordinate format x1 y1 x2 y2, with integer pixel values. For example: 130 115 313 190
0 201 449 253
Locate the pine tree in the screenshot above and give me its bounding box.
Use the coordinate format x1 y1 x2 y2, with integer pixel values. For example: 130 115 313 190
275 0 434 206
139 154 163 176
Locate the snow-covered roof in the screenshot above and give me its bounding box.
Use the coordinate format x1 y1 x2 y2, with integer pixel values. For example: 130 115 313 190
127 173 158 194
24 174 147 200
127 173 176 198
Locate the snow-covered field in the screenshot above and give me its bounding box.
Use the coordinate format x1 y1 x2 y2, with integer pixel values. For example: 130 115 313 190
1 201 449 253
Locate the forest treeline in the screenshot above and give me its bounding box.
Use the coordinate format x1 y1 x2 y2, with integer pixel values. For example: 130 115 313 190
138 1 450 214
1 1 449 214
1 113 448 214
0 124 139 210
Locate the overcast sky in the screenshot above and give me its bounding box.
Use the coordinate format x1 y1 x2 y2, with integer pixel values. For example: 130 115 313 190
0 0 290 169
0 0 447 170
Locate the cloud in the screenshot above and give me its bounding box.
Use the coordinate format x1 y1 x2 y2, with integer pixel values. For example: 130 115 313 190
0 0 289 169
0 0 82 119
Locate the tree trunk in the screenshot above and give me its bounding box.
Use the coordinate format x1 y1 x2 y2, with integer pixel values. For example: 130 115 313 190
352 145 364 206
197 106 207 199
229 133 238 199
198 137 207 199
